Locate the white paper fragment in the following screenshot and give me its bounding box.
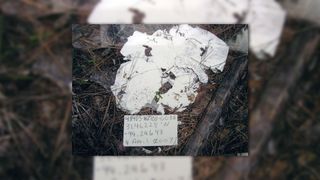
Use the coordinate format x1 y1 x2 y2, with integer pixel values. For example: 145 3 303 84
94 156 193 180
111 60 163 114
158 68 200 112
111 24 229 114
227 27 249 54
246 0 286 59
142 148 153 154
123 115 178 146
88 0 286 59
88 0 247 24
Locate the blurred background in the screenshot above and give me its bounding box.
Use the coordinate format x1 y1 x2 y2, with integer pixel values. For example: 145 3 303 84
0 0 319 179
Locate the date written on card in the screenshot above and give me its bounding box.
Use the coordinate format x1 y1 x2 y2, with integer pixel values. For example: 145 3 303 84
123 115 178 146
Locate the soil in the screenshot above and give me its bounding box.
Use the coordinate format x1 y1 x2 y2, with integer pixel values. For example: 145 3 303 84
0 0 319 179
71 24 248 156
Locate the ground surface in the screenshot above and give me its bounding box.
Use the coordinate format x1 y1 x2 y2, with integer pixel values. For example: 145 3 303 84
72 24 248 156
0 0 319 179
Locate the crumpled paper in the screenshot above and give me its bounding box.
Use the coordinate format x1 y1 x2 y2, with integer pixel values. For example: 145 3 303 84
111 24 229 114
88 0 285 59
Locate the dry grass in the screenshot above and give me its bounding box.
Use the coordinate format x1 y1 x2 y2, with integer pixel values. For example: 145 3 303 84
1 1 319 179
71 24 248 155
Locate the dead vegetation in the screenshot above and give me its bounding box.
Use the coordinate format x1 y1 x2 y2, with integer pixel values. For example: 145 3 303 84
0 0 319 179
194 19 320 179
72 24 248 155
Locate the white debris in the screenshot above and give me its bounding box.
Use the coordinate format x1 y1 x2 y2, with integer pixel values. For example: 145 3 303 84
141 148 153 154
227 27 249 54
157 67 200 113
88 0 285 59
246 0 286 59
111 24 229 114
111 60 163 114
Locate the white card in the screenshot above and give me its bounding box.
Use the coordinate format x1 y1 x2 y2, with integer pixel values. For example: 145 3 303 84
123 115 178 146
94 157 193 180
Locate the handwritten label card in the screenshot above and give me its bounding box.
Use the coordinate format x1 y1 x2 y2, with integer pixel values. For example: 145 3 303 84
123 115 178 146
94 157 192 180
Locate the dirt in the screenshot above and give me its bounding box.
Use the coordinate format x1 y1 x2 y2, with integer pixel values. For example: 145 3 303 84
72 24 248 156
0 0 319 179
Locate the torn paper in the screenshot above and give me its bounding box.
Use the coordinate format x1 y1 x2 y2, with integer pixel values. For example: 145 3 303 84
110 24 229 114
88 0 285 59
246 0 286 59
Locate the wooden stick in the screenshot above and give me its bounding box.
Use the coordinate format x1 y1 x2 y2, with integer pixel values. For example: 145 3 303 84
213 30 319 180
183 55 248 155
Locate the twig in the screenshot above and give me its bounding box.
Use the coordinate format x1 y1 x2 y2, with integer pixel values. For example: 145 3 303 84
213 28 319 180
51 98 72 165
183 55 248 155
